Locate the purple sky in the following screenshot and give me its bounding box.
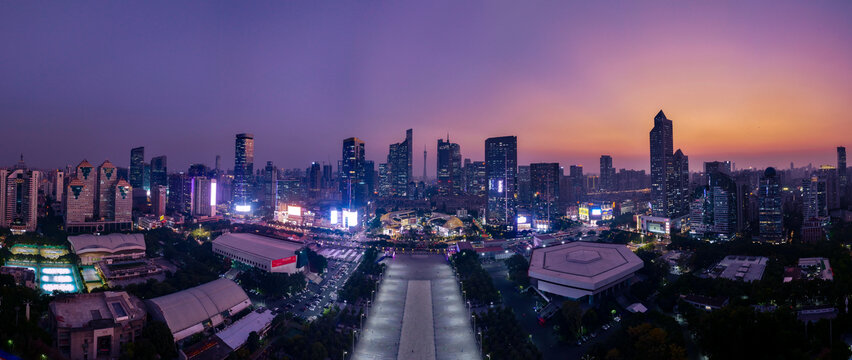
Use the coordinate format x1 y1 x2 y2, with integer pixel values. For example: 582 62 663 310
2 1 851 175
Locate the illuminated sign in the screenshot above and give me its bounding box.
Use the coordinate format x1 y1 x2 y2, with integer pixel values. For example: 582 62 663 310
210 182 217 206
342 210 358 228
271 256 297 267
517 215 528 224
330 210 339 224
287 206 302 217
591 209 602 216
235 204 251 212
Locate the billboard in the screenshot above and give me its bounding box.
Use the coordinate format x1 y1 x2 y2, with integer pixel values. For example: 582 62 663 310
287 205 302 217
271 256 297 267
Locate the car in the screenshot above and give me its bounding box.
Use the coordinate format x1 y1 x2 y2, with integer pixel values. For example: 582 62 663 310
602 324 609 330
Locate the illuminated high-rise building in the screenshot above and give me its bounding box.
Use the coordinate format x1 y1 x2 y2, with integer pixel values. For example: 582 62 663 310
151 184 167 218
65 160 96 224
839 146 847 205
650 110 673 217
114 179 132 222
803 174 828 220
671 149 690 217
97 160 118 219
233 133 255 211
129 146 145 188
150 155 167 189
485 136 517 228
261 161 278 215
387 129 413 196
530 162 560 220
192 177 217 217
437 137 462 196
758 167 783 242
1 165 40 233
309 162 322 198
599 155 614 192
340 137 367 206
463 160 487 197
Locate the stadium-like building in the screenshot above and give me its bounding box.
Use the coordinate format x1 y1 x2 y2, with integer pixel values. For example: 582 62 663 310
212 233 303 273
528 242 643 303
145 278 251 341
67 233 146 265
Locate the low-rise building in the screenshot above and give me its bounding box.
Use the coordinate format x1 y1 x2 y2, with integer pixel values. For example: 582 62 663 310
67 233 146 266
0 266 37 289
212 233 302 273
145 278 251 341
706 255 768 282
49 291 146 360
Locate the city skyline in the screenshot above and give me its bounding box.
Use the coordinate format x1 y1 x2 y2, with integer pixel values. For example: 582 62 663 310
2 1 852 173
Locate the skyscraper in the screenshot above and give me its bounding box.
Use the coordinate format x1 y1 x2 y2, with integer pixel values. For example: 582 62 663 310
530 163 560 221
192 177 217 217
1 166 40 233
569 165 584 203
129 147 145 189
114 179 132 222
485 136 517 228
671 149 690 217
66 160 96 224
97 160 118 220
388 129 413 196
650 110 673 217
261 161 278 215
151 185 167 218
838 146 847 205
599 155 614 192
150 155 167 190
233 133 255 210
437 137 462 196
340 137 367 207
168 172 191 214
309 162 322 198
758 167 783 243
803 175 828 220
650 110 690 218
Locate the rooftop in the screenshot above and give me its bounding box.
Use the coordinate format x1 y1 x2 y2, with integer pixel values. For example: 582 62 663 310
710 255 768 282
146 278 250 336
67 233 146 254
212 233 302 261
216 309 276 350
528 242 643 293
50 291 146 329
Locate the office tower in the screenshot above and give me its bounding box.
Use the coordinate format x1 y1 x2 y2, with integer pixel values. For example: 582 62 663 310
378 163 391 197
423 146 427 181
340 137 367 207
151 185 167 218
192 177 217 217
188 163 209 178
322 164 333 189
129 147 145 188
114 179 132 222
599 155 614 192
569 165 584 203
53 169 65 204
309 162 322 198
517 165 532 205
463 160 487 197
168 172 190 214
215 155 221 177
388 129 413 196
97 160 118 220
708 171 738 237
260 161 278 215
437 137 462 196
364 160 376 196
485 136 518 228
142 163 151 191
530 163 560 220
234 133 255 210
839 146 847 205
650 110 674 217
817 166 840 211
66 160 96 224
671 149 690 217
803 175 828 220
1 166 40 232
758 167 783 242
150 155 167 189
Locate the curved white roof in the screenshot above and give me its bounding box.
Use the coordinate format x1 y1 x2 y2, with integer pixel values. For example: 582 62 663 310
68 233 146 255
146 278 250 335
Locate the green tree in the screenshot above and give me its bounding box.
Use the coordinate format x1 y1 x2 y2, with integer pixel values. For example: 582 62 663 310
140 321 177 359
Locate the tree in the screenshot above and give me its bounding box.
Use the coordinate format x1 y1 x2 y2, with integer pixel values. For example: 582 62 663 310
558 300 583 339
505 254 531 288
246 331 260 353
582 309 600 331
140 321 177 359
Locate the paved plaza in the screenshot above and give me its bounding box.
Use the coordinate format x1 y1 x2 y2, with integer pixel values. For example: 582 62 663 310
353 254 479 360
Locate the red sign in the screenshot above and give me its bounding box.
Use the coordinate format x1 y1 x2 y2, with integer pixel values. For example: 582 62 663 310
272 256 297 267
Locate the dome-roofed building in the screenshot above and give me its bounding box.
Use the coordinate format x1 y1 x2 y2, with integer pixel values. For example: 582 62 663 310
528 242 643 303
145 278 251 341
68 233 146 265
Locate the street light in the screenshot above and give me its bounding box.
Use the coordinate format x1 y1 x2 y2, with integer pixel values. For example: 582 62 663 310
478 331 483 356
343 350 347 360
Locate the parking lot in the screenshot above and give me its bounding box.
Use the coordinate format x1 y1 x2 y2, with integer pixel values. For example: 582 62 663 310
271 254 361 320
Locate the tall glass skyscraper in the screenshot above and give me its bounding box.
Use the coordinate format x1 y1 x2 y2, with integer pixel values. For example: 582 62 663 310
599 155 614 192
233 133 255 210
129 146 144 189
437 137 462 196
485 135 517 228
758 167 783 242
650 110 673 217
387 129 413 196
340 137 367 207
150 155 168 189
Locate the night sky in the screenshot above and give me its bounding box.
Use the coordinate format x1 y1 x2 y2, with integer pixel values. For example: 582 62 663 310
2 1 851 174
